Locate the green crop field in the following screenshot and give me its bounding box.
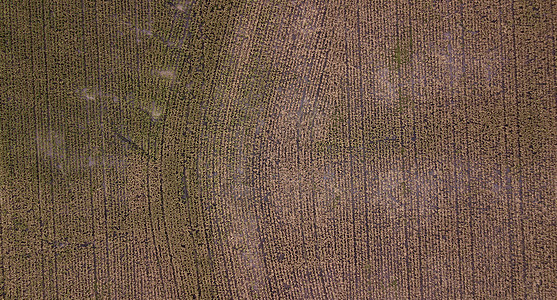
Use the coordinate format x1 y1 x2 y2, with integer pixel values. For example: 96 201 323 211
1 0 556 299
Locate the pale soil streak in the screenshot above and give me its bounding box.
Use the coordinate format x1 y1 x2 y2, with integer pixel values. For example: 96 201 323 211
206 1 273 297
206 0 333 297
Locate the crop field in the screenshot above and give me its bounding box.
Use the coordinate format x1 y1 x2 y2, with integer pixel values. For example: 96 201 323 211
1 0 556 299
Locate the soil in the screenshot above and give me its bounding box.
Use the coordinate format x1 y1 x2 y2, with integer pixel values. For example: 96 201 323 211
1 0 555 298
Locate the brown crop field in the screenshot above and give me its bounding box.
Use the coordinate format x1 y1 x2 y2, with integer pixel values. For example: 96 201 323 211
1 0 556 299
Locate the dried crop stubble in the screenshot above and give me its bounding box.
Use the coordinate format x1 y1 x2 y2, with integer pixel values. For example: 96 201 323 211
1 0 556 299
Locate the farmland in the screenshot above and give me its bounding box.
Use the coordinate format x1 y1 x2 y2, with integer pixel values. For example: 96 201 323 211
1 0 556 299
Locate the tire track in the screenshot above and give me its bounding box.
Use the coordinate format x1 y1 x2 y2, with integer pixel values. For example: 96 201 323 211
78 1 101 298
37 0 60 297
23 1 48 297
